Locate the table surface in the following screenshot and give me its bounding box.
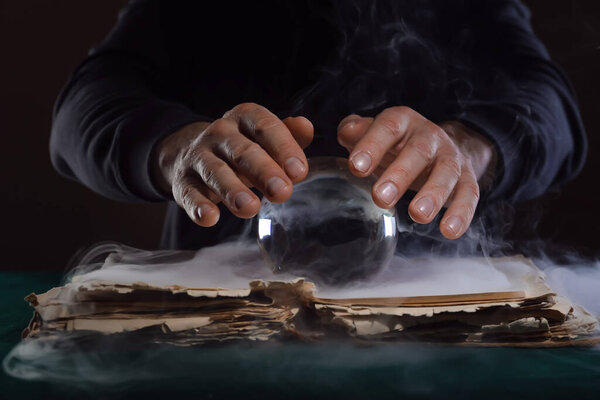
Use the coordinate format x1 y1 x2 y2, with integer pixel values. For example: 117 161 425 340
2 271 600 400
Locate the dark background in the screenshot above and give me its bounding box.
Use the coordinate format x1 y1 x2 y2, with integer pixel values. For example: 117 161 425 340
0 0 598 270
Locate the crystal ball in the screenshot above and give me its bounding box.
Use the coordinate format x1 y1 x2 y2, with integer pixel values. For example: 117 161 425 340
257 157 397 285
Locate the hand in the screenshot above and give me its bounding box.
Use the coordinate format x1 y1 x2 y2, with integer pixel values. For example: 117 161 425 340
151 103 314 227
337 107 496 239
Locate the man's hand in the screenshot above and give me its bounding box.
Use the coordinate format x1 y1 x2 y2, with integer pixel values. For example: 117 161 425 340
152 103 314 227
337 107 496 239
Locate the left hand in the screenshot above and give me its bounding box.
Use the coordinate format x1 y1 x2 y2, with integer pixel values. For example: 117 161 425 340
337 106 496 239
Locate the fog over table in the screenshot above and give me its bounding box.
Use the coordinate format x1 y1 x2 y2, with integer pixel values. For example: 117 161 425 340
4 157 600 393
4 239 600 395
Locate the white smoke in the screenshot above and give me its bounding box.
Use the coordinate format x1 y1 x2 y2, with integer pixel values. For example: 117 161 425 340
57 241 525 299
542 261 600 316
4 239 600 393
55 240 600 310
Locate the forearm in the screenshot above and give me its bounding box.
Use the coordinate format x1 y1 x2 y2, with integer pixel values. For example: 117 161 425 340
451 1 586 203
50 0 214 202
455 76 584 203
50 57 205 202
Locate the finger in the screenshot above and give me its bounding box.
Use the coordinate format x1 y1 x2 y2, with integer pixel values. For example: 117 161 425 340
237 173 253 188
282 116 314 149
337 114 373 150
224 103 308 182
373 150 401 177
348 107 424 176
371 123 442 208
439 168 480 239
193 151 261 218
214 131 293 203
408 151 462 224
200 119 256 190
172 174 221 227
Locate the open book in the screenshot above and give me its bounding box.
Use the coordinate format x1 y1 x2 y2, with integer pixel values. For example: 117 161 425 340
22 243 600 347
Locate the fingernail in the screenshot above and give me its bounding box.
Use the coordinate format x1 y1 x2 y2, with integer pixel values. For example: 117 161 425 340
341 118 357 130
234 192 254 209
351 151 371 173
415 197 434 218
197 206 205 220
197 204 218 223
377 182 398 205
266 176 288 197
446 216 464 235
284 157 306 179
340 115 361 129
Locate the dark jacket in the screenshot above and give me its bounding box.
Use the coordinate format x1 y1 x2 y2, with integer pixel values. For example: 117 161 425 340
50 0 587 250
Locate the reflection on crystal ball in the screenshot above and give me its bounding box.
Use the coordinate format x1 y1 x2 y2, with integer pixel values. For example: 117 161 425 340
257 157 397 285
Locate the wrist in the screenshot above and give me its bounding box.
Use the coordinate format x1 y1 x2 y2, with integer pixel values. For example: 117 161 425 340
439 121 497 189
150 121 211 196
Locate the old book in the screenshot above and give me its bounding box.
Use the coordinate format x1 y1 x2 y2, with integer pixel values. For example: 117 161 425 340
21 244 600 347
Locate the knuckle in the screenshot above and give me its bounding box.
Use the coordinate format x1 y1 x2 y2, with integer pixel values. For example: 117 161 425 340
197 128 216 145
389 106 421 125
209 118 230 133
173 166 188 182
180 183 195 203
428 183 452 199
462 203 477 220
430 124 448 140
181 146 208 167
179 144 195 163
231 141 263 165
183 144 200 159
253 116 280 137
390 105 413 116
193 158 216 186
203 163 228 187
389 164 412 182
377 117 402 140
172 182 184 204
408 139 436 161
232 102 258 115
175 183 196 211
462 157 476 173
440 157 462 178
202 169 217 187
461 180 480 201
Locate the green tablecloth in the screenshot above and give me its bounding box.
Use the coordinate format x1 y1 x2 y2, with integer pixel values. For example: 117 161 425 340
1 271 599 399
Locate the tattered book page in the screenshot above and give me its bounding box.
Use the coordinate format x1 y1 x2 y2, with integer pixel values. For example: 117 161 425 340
20 243 600 347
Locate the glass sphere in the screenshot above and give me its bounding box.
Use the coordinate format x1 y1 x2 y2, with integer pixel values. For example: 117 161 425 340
257 157 397 285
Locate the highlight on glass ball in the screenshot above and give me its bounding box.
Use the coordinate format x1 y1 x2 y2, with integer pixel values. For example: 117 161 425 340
256 156 398 285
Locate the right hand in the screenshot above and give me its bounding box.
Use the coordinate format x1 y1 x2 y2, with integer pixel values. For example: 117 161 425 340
151 103 314 227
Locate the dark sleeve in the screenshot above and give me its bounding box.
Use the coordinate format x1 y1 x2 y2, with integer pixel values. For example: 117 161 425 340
50 0 208 202
452 0 587 203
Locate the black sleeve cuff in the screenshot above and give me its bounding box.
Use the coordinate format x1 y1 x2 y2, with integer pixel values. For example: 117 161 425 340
454 105 529 204
117 100 212 201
